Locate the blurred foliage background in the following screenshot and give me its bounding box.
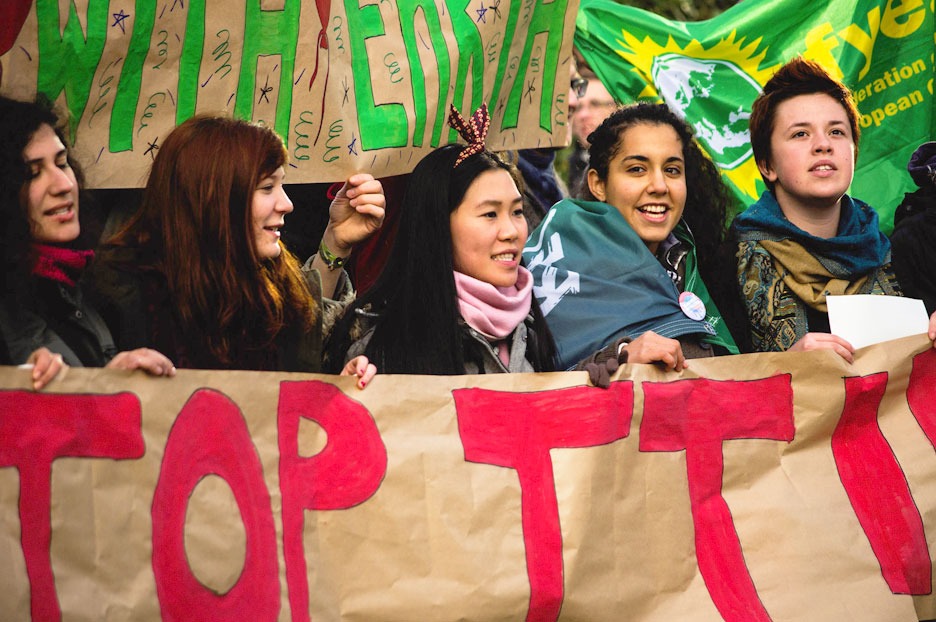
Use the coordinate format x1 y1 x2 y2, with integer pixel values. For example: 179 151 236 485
629 0 741 21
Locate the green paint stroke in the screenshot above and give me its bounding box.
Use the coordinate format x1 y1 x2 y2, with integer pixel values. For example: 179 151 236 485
501 0 569 132
35 0 109 143
397 0 451 148
487 0 521 131
111 0 156 152
177 0 206 124
344 0 407 150
236 0 300 144
447 0 485 145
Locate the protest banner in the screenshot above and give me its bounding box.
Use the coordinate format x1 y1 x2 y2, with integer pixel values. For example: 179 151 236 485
3 335 936 621
0 0 578 188
575 0 935 232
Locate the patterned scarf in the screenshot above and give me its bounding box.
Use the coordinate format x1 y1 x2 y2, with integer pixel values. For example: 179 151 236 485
733 192 901 351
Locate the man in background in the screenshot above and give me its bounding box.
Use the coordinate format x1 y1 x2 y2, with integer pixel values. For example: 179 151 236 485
566 66 616 196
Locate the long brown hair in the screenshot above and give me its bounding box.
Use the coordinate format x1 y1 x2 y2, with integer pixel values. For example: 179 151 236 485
111 115 316 366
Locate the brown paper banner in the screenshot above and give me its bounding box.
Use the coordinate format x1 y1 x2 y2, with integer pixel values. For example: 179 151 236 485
2 335 936 621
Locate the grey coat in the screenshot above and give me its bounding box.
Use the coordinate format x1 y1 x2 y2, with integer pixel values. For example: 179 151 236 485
344 312 539 374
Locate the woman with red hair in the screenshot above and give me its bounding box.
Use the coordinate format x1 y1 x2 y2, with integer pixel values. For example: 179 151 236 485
93 115 383 384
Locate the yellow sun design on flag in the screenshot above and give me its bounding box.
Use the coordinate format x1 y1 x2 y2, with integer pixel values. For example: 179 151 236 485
614 30 778 201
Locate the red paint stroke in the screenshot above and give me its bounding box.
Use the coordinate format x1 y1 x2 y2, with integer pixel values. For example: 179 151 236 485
151 389 279 621
833 372 931 594
309 0 332 143
907 349 936 446
0 0 32 86
310 30 330 146
0 390 142 622
314 0 331 35
0 0 31 55
278 381 387 622
453 382 633 622
639 375 794 622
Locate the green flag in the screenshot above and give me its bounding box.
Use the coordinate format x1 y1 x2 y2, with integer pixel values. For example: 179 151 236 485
575 0 935 233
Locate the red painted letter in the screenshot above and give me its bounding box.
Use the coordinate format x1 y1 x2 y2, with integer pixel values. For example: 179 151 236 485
908 348 936 446
152 389 279 621
453 382 633 622
639 376 794 622
278 381 388 622
0 390 142 622
833 372 930 594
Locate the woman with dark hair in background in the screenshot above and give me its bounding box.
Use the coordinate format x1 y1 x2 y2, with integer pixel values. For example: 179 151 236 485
524 101 740 371
0 95 175 388
326 105 558 376
92 115 383 384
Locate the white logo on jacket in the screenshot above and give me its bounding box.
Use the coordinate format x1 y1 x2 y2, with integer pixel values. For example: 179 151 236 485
524 210 580 316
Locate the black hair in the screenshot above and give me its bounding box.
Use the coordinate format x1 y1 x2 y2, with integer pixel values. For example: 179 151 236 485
326 144 556 374
0 95 90 301
581 101 749 349
581 103 732 287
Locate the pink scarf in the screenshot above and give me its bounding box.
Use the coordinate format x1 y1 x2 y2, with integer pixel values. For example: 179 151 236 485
31 244 94 287
454 267 533 365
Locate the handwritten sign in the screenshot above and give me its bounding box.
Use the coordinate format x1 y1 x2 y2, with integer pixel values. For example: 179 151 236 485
2 336 936 620
0 0 577 187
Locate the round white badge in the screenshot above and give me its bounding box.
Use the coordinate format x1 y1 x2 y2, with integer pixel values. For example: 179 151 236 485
679 291 707 321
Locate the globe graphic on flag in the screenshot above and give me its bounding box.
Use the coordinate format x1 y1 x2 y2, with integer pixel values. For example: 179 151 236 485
651 53 762 171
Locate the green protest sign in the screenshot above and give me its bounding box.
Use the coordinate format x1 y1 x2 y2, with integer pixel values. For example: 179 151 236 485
575 0 934 232
0 0 578 188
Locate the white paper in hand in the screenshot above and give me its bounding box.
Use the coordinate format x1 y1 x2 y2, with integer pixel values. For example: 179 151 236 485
826 294 929 350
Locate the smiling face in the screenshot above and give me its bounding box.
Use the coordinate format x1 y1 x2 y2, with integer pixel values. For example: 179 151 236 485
251 166 293 260
587 122 687 254
24 123 80 244
759 92 855 215
450 168 527 288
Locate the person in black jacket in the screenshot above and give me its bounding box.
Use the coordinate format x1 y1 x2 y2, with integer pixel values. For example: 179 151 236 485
891 142 936 315
0 95 175 379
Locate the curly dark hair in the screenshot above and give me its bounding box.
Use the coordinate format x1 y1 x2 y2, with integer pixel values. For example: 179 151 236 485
578 101 751 349
581 102 733 281
0 95 88 300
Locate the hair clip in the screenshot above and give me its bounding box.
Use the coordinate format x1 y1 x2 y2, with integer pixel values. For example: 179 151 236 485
448 103 491 167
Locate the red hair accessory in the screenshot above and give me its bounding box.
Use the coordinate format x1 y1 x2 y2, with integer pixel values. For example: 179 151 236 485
448 103 491 167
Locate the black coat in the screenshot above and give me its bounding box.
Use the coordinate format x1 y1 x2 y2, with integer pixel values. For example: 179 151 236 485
0 278 116 366
891 188 936 315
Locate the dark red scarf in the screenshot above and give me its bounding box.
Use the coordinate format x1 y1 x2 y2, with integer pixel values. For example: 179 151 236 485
31 244 94 287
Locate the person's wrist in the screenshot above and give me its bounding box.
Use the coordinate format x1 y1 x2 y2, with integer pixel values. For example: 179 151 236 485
318 240 349 271
322 227 353 257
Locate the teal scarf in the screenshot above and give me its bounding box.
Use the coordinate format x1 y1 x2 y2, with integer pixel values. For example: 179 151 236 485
523 199 737 369
732 192 891 275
